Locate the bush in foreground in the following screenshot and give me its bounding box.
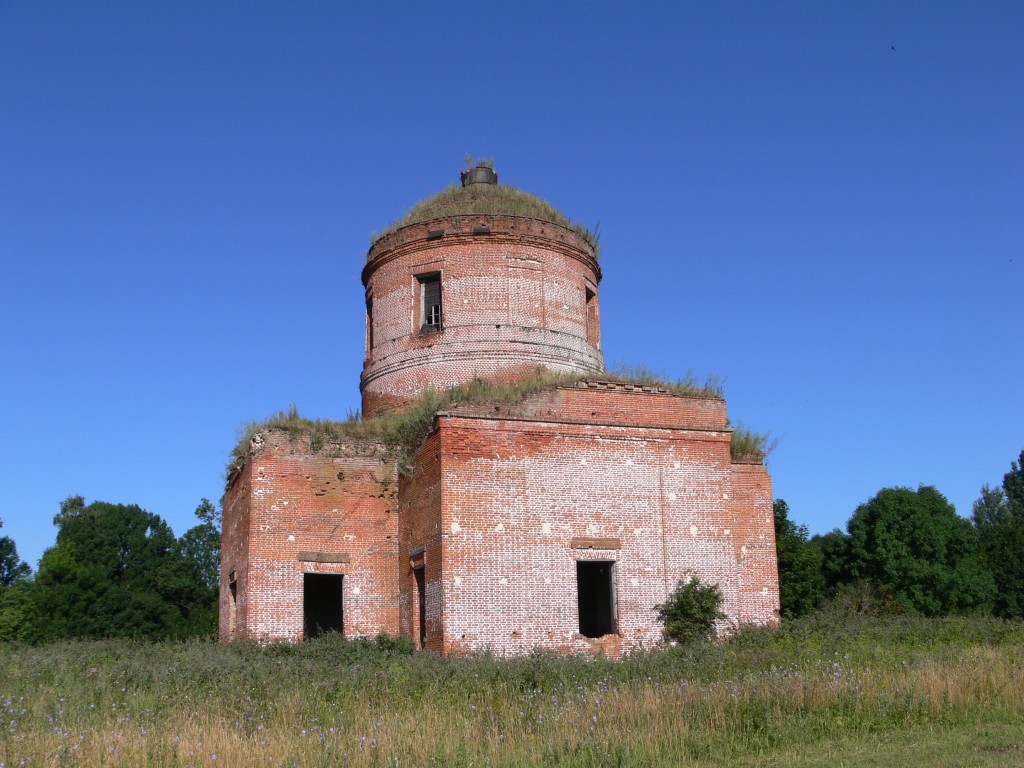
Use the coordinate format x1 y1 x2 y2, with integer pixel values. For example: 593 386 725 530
655 575 725 644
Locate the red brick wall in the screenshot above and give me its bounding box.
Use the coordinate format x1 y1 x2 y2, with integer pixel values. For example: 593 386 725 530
444 382 729 431
219 430 400 642
728 461 781 624
223 391 778 652
219 460 252 641
396 431 444 650
361 215 604 417
397 386 777 656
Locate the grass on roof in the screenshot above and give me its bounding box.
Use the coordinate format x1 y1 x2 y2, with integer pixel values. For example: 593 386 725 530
729 422 778 463
371 183 600 257
227 367 766 484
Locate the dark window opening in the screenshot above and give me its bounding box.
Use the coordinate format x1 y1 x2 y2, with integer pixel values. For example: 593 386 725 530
365 297 373 356
413 566 426 648
585 287 599 347
577 560 616 638
303 573 343 639
419 273 442 333
228 579 238 639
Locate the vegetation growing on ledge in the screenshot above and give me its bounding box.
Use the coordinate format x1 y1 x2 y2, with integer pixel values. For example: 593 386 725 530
228 367 744 483
729 422 776 463
226 404 376 479
605 363 723 399
371 182 601 257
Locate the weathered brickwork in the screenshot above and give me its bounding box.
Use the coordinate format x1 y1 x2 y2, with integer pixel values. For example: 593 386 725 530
361 214 603 417
219 431 399 642
396 432 444 651
220 168 779 652
728 461 779 624
396 386 778 656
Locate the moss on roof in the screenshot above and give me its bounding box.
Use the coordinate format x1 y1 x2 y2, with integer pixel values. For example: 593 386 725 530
371 182 600 256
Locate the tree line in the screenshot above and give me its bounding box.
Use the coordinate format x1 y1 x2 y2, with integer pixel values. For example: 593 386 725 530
0 497 220 641
775 448 1024 619
1 448 1021 641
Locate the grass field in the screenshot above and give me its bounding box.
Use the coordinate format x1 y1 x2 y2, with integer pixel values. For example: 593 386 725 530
1 614 1022 767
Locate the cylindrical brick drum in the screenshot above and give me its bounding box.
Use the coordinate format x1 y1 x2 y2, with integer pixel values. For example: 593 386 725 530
360 169 604 417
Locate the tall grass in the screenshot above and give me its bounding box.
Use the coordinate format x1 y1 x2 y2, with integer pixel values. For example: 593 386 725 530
604 363 723 399
729 422 778 462
2 616 1022 766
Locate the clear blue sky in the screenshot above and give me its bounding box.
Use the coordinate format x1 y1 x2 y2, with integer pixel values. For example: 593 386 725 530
2 2 1021 569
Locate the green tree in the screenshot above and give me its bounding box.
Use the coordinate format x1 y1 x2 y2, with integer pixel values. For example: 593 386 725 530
810 528 851 597
0 518 31 587
773 500 824 618
655 576 725 644
32 497 205 640
178 499 221 591
845 486 994 616
176 498 221 635
1004 449 1024 511
52 494 86 526
0 583 35 641
973 449 1024 618
0 517 33 641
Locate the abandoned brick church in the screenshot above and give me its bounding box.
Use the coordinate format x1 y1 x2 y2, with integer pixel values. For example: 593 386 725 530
220 165 779 654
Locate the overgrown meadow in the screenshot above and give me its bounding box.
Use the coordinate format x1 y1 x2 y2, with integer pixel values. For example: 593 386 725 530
2 615 1023 767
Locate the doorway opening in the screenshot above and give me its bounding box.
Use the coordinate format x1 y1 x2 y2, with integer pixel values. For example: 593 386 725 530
577 560 616 638
413 566 426 648
303 573 343 639
228 577 238 639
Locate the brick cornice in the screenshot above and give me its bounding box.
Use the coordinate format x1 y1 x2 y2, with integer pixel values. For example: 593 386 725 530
363 214 600 286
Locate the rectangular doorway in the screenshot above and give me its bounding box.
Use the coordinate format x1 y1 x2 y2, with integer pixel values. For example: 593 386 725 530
577 560 616 638
303 573 343 639
413 566 426 648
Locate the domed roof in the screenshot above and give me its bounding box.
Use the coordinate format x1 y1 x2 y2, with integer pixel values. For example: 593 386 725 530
372 166 599 256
